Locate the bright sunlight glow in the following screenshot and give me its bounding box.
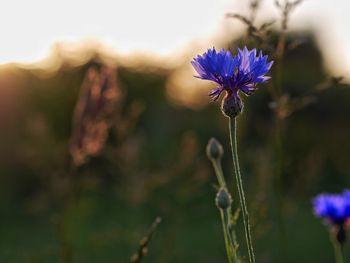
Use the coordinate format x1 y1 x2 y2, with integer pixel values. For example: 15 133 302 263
0 0 350 79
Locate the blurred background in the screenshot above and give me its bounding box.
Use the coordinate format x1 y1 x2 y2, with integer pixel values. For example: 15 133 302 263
1 0 350 262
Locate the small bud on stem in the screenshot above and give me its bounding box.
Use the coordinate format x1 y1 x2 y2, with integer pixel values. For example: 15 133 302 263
206 138 224 160
221 93 244 118
216 187 233 210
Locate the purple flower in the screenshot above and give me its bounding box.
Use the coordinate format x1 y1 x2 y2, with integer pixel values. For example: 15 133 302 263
313 191 350 225
191 47 273 101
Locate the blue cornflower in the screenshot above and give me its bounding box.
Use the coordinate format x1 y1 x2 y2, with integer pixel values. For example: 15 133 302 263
313 193 350 225
191 47 273 118
191 47 273 100
313 190 350 244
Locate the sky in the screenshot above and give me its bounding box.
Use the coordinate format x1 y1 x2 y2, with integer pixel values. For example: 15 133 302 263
0 0 350 79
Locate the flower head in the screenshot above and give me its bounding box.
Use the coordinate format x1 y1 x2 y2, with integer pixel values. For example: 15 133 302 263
313 191 350 225
234 47 274 96
191 46 273 101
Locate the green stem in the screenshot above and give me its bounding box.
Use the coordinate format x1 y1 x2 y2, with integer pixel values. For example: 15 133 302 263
220 210 235 263
211 157 238 263
229 117 255 263
211 159 227 188
332 239 344 263
273 24 287 256
224 209 240 263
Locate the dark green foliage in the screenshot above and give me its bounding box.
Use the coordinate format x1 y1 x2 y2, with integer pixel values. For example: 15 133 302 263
0 35 350 262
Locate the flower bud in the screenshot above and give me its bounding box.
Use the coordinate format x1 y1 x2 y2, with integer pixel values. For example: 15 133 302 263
336 225 346 245
206 138 224 160
221 93 243 118
216 187 232 210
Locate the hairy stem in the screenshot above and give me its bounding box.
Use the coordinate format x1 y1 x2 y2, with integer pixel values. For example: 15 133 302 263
229 117 255 263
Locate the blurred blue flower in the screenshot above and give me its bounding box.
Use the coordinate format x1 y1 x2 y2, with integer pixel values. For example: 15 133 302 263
191 47 273 101
313 191 350 224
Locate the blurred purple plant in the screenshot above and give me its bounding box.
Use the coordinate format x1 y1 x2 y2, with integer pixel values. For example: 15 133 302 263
313 190 350 246
313 192 350 225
